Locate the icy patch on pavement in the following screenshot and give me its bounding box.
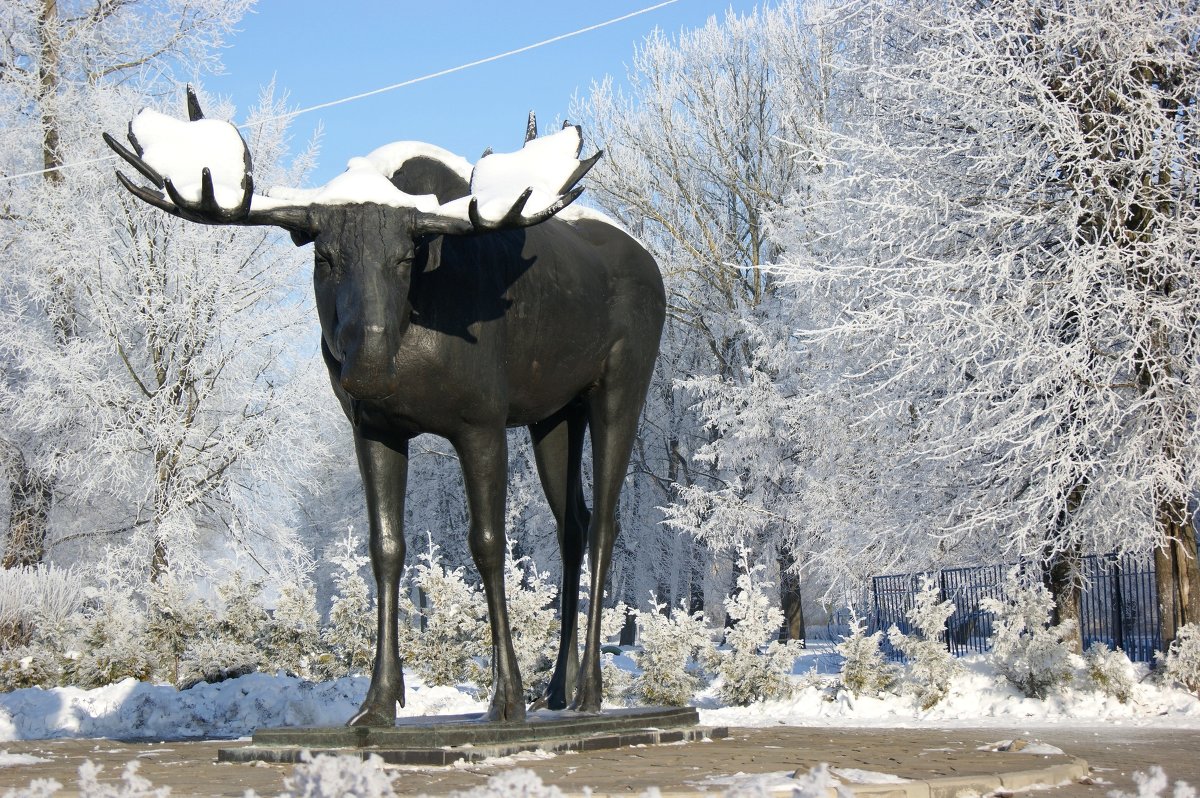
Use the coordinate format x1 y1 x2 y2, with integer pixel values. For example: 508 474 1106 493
833 767 911 783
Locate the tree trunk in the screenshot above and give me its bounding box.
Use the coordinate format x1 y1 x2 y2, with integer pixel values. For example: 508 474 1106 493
1155 497 1200 648
778 545 805 645
0 441 51 569
1043 545 1083 653
150 536 169 582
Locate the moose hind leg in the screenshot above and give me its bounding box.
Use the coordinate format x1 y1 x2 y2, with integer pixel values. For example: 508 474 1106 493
455 428 525 723
347 429 409 727
575 360 654 712
529 404 589 710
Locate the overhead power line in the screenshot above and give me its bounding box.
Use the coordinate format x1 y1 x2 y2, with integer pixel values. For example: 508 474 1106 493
0 0 682 184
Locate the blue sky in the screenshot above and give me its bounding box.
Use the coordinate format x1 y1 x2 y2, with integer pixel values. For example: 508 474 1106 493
202 1 759 185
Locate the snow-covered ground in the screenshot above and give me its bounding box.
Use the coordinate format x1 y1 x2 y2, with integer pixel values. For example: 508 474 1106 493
0 644 1196 742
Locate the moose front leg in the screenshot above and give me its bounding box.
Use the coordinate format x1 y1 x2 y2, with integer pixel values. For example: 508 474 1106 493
347 427 409 727
454 427 525 723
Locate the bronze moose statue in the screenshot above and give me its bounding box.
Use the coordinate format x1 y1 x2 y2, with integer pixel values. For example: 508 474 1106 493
104 90 665 725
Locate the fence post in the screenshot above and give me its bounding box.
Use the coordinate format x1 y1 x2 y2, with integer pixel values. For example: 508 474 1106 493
1109 554 1125 653
871 576 880 635
939 569 952 653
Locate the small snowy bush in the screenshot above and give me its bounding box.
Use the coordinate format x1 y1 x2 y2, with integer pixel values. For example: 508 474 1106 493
633 594 714 706
264 571 325 680
66 572 154 689
713 551 802 705
321 530 375 679
0 564 82 648
1084 643 1135 703
493 541 559 702
887 575 959 709
144 570 213 687
1159 622 1200 696
448 769 565 798
0 642 64 691
980 568 1076 699
837 610 895 697
1108 766 1196 798
279 752 396 798
402 537 488 688
178 570 268 685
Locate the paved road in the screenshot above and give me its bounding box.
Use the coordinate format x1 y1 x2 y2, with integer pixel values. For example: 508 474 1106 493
0 725 1192 796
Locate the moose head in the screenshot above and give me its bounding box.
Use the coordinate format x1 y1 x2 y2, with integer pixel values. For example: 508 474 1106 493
105 89 665 726
105 89 598 402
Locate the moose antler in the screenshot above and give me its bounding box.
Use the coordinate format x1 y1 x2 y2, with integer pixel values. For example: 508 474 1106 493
413 112 601 236
104 87 309 230
108 98 599 238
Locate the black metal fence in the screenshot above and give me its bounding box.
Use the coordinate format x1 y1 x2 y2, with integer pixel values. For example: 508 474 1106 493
870 554 1161 662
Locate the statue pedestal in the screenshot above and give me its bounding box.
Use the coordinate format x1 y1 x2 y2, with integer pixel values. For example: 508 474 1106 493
217 706 725 766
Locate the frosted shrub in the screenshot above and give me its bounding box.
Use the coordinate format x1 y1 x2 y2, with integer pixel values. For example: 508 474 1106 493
66 576 154 689
265 573 325 680
179 570 267 686
0 564 82 648
887 576 959 709
321 530 374 679
403 538 487 688
600 650 633 704
714 552 802 705
633 595 714 706
76 760 169 798
279 752 396 798
1159 623 1200 696
837 611 896 697
1084 643 1135 703
493 542 559 702
980 568 1076 699
1108 767 1196 798
144 571 213 687
448 769 565 798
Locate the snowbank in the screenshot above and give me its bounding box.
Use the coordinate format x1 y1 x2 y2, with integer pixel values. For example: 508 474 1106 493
1 646 1198 742
0 673 483 742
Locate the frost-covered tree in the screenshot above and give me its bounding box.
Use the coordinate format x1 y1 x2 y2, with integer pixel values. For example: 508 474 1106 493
980 569 1077 699
1159 623 1200 696
143 568 213 685
836 611 895 697
632 594 714 706
783 0 1200 644
66 556 155 688
263 562 324 680
0 0 330 581
713 550 802 705
887 576 959 709
574 0 835 623
401 536 487 688
321 530 374 679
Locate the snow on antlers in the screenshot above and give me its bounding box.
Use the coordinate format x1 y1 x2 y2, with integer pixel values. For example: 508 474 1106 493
122 105 594 226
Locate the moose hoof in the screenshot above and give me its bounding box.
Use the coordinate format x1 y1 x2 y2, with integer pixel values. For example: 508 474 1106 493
570 684 602 714
528 689 568 712
485 688 526 723
346 704 395 727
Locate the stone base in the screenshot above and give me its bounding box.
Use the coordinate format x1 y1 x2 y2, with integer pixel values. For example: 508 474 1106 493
217 706 725 766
